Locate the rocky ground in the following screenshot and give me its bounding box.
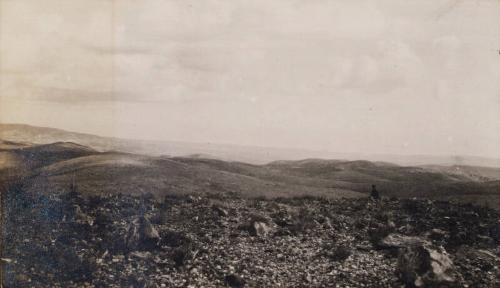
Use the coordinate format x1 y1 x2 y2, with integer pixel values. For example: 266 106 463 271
1 186 499 287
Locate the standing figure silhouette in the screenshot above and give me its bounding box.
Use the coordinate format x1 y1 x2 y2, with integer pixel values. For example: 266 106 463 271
371 184 379 200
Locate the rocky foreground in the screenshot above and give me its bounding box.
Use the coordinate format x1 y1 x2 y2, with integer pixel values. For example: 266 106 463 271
2 188 500 287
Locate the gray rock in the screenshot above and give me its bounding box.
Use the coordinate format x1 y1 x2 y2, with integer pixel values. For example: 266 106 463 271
398 243 455 287
126 216 160 250
369 221 396 246
141 217 160 240
213 205 229 217
249 221 271 237
379 234 427 249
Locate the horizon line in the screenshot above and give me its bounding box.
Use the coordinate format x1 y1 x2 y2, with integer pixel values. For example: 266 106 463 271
1 121 500 162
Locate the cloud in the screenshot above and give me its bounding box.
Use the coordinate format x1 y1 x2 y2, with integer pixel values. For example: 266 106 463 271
80 44 153 56
25 86 149 104
434 0 462 20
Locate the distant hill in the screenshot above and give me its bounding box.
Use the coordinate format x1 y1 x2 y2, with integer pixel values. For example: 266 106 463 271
419 165 500 181
0 123 127 153
0 123 338 164
2 123 500 167
1 138 499 209
0 141 96 171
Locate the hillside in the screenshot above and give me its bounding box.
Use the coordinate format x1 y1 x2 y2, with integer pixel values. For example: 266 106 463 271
0 124 116 151
263 159 500 208
29 153 360 199
171 157 500 208
0 141 362 200
0 140 29 150
420 165 500 182
1 139 499 209
0 142 97 171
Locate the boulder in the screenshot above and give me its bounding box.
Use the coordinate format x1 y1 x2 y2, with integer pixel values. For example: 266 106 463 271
125 216 160 250
368 221 396 246
377 234 456 287
141 217 160 240
249 221 271 237
398 243 455 287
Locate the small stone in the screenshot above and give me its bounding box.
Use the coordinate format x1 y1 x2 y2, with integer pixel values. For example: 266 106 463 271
224 274 245 288
330 245 352 262
213 205 229 217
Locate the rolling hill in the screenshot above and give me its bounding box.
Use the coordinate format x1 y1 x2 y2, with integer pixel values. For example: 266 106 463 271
419 165 500 182
1 138 499 209
0 141 362 200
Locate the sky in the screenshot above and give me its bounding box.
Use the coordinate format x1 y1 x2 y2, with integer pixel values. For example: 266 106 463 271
0 0 499 157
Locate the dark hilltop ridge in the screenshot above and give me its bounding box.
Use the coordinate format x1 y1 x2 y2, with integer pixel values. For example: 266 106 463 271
0 137 499 287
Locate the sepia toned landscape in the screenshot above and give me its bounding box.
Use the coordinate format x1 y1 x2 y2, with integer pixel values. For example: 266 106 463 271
1 124 499 287
1 0 500 287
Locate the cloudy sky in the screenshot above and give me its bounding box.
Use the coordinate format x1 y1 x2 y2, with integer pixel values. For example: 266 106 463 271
1 0 499 157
